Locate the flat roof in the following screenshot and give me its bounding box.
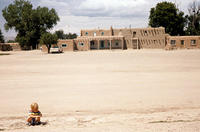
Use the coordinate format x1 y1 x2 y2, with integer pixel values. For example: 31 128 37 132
76 36 124 40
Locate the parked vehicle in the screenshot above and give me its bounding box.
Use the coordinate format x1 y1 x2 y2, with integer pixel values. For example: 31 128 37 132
50 45 63 53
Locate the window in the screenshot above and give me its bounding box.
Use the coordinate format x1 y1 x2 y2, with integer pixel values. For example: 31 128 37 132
144 30 147 36
94 32 96 36
191 40 196 45
85 32 88 36
133 31 136 37
181 40 184 45
101 32 104 36
115 41 119 46
79 42 84 46
61 44 67 47
170 40 176 45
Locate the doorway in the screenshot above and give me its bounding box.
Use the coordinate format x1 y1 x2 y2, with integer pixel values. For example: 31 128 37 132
100 40 105 49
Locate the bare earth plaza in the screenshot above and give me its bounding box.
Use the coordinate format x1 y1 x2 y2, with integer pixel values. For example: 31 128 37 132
0 50 200 131
1 0 200 132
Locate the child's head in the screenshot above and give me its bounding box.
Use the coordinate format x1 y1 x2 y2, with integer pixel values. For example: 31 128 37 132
31 102 39 112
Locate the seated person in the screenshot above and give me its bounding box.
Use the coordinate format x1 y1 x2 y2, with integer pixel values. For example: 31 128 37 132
27 102 42 125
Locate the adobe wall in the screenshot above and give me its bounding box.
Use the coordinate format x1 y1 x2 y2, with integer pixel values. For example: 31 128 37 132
74 39 90 51
81 29 111 37
41 39 74 52
114 27 166 49
8 43 21 51
113 29 131 49
57 39 74 51
166 36 200 49
136 27 166 49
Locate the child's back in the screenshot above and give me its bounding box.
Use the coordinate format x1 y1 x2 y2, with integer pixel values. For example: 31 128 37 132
27 102 42 126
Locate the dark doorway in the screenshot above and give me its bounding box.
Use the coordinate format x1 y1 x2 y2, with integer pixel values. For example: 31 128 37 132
90 40 96 50
100 40 105 49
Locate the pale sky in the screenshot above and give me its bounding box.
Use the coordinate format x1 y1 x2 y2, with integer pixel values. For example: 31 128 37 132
0 0 195 39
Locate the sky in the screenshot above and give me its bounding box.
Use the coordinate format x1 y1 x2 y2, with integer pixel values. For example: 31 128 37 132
0 0 195 39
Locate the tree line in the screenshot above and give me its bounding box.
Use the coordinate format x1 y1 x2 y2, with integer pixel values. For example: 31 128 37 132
1 0 200 52
1 0 77 51
149 1 200 36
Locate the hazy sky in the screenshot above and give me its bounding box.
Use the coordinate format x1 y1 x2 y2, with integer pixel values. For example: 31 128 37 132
0 0 195 38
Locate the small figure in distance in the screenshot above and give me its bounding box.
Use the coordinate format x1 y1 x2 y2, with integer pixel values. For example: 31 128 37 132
27 102 42 126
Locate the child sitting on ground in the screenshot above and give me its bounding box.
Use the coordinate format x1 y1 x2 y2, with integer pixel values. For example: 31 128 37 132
27 102 42 126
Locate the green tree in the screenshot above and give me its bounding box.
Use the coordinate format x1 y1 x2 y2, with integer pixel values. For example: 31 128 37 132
40 32 58 53
149 1 186 36
0 29 5 43
54 30 78 39
7 40 16 43
55 30 65 39
2 0 59 50
185 1 200 35
65 33 77 39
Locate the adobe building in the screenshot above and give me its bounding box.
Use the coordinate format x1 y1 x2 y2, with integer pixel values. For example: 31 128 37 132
41 26 200 52
0 43 20 51
165 36 200 50
41 39 74 52
75 26 166 51
41 26 167 52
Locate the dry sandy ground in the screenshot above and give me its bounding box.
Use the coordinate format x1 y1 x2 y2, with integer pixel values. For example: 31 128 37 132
0 49 200 132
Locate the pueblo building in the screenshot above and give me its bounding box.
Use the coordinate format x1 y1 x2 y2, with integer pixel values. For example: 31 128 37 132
40 26 200 52
41 26 167 52
165 36 200 50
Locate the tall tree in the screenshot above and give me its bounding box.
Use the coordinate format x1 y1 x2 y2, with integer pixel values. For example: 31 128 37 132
7 40 16 43
185 1 200 35
0 29 5 43
55 30 65 39
65 33 77 39
149 1 186 36
2 0 59 50
54 30 78 39
40 32 58 53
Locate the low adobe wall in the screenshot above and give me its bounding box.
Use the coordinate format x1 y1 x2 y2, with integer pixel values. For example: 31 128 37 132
0 43 21 51
74 39 90 51
0 43 12 51
8 43 21 51
166 36 200 50
57 39 74 51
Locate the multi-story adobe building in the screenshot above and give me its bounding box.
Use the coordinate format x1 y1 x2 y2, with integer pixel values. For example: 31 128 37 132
40 26 200 52
1 26 200 52
42 26 167 52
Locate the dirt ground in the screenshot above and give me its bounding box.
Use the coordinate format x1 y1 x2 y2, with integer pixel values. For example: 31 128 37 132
0 49 200 132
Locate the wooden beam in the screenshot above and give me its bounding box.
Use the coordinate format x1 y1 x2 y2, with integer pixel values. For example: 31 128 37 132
122 38 124 50
110 39 112 50
88 40 90 50
98 40 100 50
